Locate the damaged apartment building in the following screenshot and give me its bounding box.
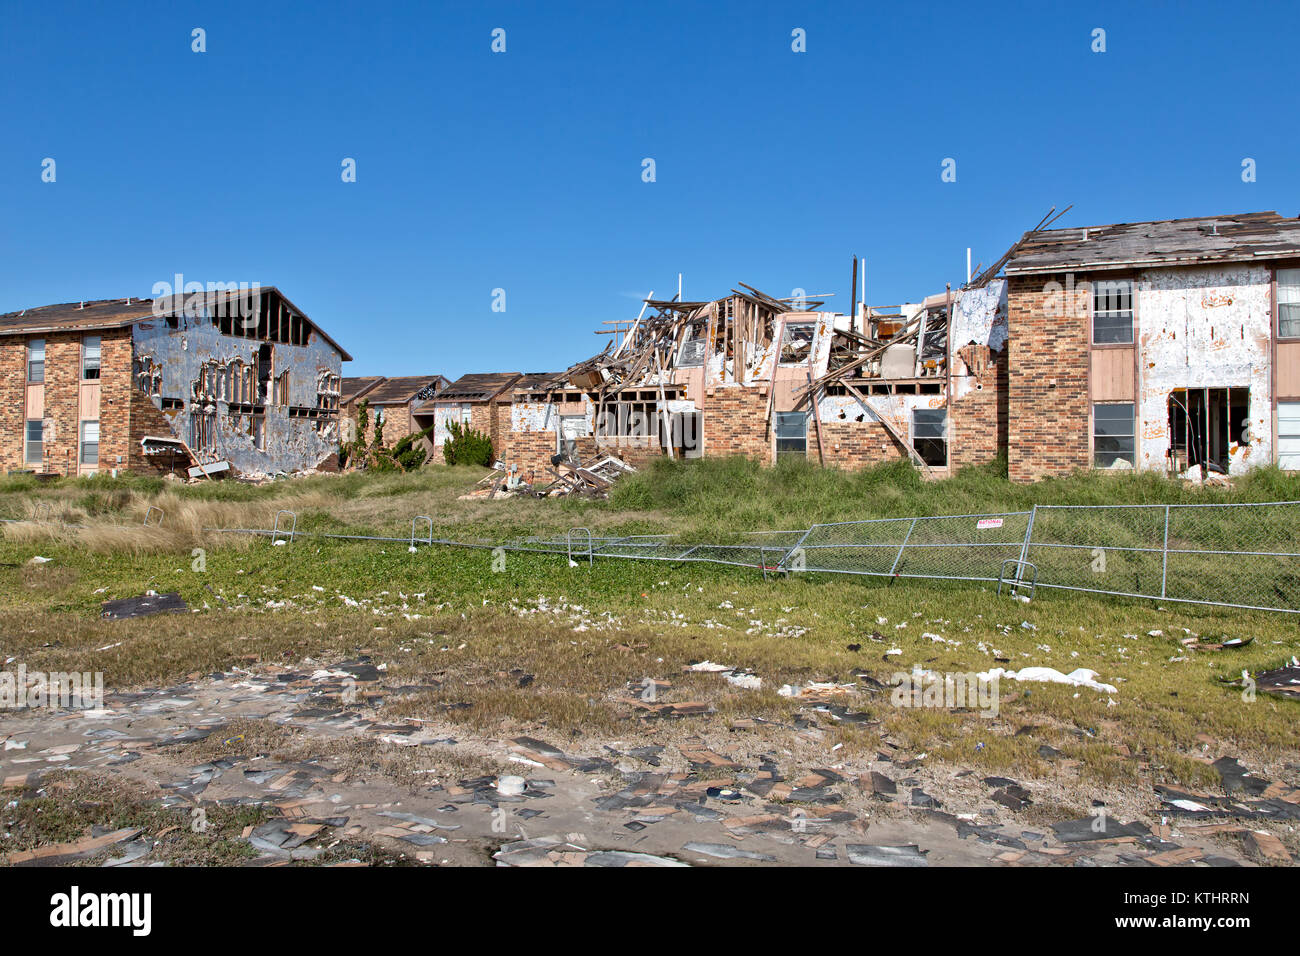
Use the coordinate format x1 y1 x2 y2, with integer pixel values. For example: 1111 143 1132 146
484 209 1299 483
0 286 349 477
1002 211 1300 482
493 277 1009 479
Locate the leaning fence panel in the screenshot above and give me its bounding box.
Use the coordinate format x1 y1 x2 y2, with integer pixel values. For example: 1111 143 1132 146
197 500 1300 614
1024 504 1168 600
1161 502 1300 611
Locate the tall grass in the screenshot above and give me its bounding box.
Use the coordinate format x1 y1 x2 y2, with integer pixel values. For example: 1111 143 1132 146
609 455 1300 538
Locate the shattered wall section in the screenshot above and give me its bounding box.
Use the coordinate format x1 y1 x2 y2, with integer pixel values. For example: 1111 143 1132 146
1136 265 1273 475
131 314 343 476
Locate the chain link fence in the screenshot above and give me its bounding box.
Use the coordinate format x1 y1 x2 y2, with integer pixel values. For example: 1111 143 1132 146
495 502 1300 613
181 500 1300 614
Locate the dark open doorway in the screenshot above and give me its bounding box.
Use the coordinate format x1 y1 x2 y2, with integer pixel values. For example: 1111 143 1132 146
1167 387 1249 476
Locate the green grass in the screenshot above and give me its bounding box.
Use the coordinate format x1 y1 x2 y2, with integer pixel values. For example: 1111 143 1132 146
1 458 1298 795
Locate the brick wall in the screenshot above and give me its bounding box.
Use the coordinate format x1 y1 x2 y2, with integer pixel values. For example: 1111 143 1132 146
39 336 81 476
128 387 181 473
97 330 134 472
0 330 135 476
949 347 1009 471
702 387 771 462
348 402 417 449
1007 273 1091 482
469 403 499 458
819 417 906 468
0 338 26 472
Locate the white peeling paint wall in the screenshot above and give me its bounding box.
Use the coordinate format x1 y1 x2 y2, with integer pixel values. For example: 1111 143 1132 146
510 398 597 435
817 391 941 430
431 403 474 450
1136 265 1272 474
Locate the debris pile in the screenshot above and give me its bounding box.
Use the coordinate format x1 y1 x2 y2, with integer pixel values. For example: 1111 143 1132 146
461 453 635 500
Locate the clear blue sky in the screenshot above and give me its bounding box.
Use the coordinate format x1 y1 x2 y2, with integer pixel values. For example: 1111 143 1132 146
2 1 1295 377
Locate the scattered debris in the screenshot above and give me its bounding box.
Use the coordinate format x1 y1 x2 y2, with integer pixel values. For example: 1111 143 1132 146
100 592 189 621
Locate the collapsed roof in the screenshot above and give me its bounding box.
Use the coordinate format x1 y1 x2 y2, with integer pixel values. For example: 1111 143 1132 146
0 286 353 360
1003 211 1300 275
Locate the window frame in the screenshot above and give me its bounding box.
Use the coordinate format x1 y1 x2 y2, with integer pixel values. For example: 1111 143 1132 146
27 339 45 383
774 411 808 457
778 322 817 366
1276 267 1300 341
1092 401 1136 468
81 335 102 380
25 419 43 465
1091 277 1135 346
1279 401 1300 470
911 407 948 467
79 420 100 466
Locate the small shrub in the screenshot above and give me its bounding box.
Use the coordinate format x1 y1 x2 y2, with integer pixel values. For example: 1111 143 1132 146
443 420 494 467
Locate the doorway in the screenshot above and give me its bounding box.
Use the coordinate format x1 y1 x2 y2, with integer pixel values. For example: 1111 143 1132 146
1167 387 1249 475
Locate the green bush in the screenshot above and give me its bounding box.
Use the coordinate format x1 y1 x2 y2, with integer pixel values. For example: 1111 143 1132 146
442 420 494 467
391 423 437 471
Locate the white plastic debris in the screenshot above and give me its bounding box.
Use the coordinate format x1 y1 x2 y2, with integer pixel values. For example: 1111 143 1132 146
496 775 526 796
979 666 1118 695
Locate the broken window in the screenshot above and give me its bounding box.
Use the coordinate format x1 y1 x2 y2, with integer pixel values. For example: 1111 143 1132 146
1279 402 1300 470
25 420 42 464
1093 402 1135 468
27 339 44 383
80 421 99 466
596 402 658 438
557 415 585 460
677 323 707 367
912 408 947 467
252 414 266 451
779 323 815 365
81 335 101 380
190 409 216 455
1278 268 1300 338
774 411 808 457
1167 388 1248 475
1092 279 1133 345
315 371 341 411
134 358 161 397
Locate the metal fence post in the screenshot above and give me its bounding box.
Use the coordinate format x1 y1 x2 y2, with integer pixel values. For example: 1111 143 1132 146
778 524 816 572
889 517 918 576
1160 505 1171 598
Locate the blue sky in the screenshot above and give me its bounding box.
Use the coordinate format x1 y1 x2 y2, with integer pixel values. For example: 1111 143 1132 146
2 1 1295 377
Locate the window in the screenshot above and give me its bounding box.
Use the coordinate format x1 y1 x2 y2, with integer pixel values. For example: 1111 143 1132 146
1092 279 1133 344
775 411 808 457
1094 402 1135 468
82 336 101 380
779 323 816 365
1279 402 1300 470
557 415 585 460
1278 269 1300 338
25 420 43 464
460 406 472 424
678 336 707 367
27 339 45 383
912 408 947 466
80 421 99 466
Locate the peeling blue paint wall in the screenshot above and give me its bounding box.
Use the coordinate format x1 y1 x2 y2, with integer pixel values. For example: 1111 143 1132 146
131 311 344 475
